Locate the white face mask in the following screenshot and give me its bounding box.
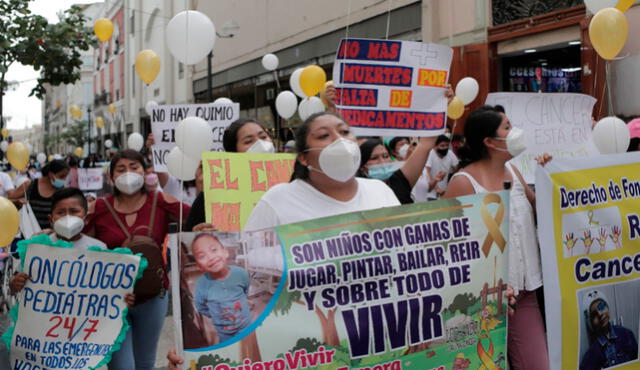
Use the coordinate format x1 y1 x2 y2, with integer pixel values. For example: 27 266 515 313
493 127 526 157
307 138 361 182
246 139 275 153
115 172 145 195
53 215 85 240
397 144 410 159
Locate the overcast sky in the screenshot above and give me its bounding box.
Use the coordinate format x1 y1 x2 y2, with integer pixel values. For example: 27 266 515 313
4 0 99 130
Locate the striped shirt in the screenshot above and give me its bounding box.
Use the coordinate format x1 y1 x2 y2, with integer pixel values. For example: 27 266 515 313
27 179 53 229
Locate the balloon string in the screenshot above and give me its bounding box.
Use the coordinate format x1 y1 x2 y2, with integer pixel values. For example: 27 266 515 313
605 60 613 117
385 0 393 40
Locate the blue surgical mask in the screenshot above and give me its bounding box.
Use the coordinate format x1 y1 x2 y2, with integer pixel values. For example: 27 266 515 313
52 177 66 188
367 162 400 181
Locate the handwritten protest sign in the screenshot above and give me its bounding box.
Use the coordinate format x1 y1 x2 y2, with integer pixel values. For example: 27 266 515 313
171 192 510 369
536 153 640 370
333 38 453 137
3 235 144 370
151 103 239 172
485 92 599 183
78 168 104 191
201 152 295 231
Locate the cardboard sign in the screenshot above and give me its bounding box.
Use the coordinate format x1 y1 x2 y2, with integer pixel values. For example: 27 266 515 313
333 38 453 137
201 152 295 231
485 93 599 183
3 235 143 370
171 192 510 369
78 168 104 191
151 103 240 172
536 153 640 370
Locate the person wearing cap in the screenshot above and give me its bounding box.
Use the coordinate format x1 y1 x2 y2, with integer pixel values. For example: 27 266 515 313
580 290 637 370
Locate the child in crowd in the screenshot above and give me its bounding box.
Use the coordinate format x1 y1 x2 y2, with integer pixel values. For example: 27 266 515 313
192 233 252 344
9 188 118 295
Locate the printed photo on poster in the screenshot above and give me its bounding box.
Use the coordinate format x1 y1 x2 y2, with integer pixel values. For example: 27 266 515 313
175 231 284 350
577 280 640 370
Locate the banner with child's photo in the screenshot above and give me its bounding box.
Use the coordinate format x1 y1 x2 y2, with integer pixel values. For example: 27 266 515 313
536 152 640 370
2 235 144 370
170 192 510 369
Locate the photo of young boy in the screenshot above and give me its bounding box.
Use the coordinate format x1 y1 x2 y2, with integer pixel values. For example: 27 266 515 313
192 233 252 343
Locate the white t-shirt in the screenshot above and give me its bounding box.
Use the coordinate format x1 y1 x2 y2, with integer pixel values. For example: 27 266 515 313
0 172 15 198
245 178 401 231
412 149 459 202
51 234 107 251
162 175 197 206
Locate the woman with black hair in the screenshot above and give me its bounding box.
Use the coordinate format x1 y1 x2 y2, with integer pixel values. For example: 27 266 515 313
25 159 70 229
357 136 435 204
244 112 399 231
185 118 274 231
84 149 190 370
444 105 551 369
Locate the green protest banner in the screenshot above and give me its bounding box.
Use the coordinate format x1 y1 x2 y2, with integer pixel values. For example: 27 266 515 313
172 192 509 369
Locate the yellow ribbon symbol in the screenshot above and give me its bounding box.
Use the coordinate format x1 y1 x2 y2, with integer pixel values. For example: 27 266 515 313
477 332 499 370
481 193 506 257
588 210 599 226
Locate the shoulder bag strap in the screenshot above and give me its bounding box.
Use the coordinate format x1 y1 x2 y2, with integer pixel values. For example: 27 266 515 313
103 198 132 239
147 191 159 238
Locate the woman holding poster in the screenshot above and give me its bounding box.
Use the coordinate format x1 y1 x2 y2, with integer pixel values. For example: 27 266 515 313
168 111 400 369
186 118 275 231
444 105 550 369
85 149 190 370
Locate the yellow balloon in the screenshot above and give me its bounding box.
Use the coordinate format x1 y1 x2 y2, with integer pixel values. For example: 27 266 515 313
1 128 8 138
135 50 161 84
48 155 53 162
74 147 84 157
616 0 635 12
299 65 327 97
7 142 30 171
95 116 105 129
447 97 465 120
108 104 116 114
0 197 19 247
589 8 628 60
94 18 114 42
70 105 82 119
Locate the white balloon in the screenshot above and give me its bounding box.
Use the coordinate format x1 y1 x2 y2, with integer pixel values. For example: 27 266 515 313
127 133 144 151
455 77 480 105
584 0 618 14
175 116 213 160
37 152 46 164
166 10 216 65
307 96 325 116
104 139 113 148
0 141 8 152
53 154 63 160
166 147 199 181
593 117 630 154
298 99 310 121
145 100 158 116
290 68 307 98
261 53 279 71
275 91 298 119
213 97 233 104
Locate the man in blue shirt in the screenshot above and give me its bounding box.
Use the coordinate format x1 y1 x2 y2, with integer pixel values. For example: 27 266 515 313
580 290 638 370
192 233 252 344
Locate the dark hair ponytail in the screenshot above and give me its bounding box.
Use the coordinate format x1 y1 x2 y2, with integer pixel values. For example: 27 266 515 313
458 105 503 168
